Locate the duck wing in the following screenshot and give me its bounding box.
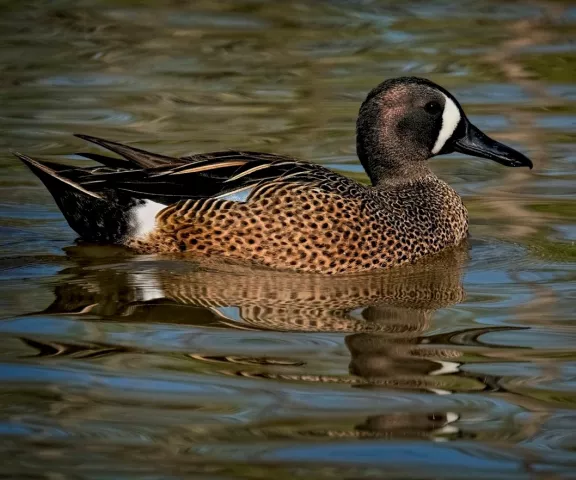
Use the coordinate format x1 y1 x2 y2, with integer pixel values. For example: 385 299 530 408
68 135 324 205
16 135 338 243
18 134 329 204
74 134 181 169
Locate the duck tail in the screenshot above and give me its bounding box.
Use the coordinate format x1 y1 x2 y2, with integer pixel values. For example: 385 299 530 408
15 152 135 243
74 134 178 168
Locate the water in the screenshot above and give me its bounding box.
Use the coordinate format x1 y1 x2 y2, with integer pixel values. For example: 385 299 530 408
1 0 575 478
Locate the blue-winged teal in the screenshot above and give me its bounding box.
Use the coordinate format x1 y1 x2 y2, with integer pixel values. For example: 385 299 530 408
16 77 532 274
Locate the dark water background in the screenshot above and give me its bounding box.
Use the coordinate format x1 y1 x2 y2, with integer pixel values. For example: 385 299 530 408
1 1 575 478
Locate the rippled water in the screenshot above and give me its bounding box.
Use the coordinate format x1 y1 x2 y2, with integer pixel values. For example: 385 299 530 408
1 0 575 478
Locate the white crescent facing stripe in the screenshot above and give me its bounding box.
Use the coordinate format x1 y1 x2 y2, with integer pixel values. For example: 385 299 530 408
431 94 461 155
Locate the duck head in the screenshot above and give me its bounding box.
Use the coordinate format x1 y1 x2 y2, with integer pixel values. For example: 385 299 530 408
356 76 533 185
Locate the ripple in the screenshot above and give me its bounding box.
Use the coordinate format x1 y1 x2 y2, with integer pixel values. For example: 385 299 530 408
187 440 576 475
34 73 136 88
0 0 575 477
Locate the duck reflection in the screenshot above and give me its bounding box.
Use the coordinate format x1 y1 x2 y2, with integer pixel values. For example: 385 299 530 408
28 243 470 440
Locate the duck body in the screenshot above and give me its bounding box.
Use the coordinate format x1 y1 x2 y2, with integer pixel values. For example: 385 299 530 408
16 77 531 274
135 165 468 273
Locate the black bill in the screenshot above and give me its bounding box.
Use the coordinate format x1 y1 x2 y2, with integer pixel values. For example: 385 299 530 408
453 122 533 169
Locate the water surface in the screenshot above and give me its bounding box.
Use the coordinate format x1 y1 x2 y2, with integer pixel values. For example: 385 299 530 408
1 1 575 478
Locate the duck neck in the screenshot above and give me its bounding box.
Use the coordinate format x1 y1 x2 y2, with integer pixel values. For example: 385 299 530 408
357 142 433 187
356 114 433 187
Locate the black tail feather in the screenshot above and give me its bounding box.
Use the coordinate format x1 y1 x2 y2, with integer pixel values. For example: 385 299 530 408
15 152 102 199
15 152 134 243
76 152 133 170
74 134 180 169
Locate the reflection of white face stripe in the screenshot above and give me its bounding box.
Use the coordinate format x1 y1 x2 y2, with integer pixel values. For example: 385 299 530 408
431 94 461 154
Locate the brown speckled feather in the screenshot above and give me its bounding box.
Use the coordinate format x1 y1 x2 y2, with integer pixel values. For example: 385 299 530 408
130 165 468 274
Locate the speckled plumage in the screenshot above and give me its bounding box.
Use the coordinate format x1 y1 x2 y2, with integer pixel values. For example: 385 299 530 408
16 77 531 273
129 166 468 273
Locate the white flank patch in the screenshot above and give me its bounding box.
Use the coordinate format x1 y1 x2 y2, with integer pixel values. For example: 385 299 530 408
131 272 165 302
430 360 460 376
432 424 459 441
431 94 461 154
428 388 452 396
433 413 460 437
131 200 166 238
445 412 459 424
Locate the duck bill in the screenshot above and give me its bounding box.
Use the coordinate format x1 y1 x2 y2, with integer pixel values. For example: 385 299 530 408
453 122 533 169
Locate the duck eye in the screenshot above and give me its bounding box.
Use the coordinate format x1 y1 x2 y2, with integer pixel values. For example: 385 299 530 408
424 101 442 114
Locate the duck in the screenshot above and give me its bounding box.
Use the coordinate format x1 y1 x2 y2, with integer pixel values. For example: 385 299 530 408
15 76 532 274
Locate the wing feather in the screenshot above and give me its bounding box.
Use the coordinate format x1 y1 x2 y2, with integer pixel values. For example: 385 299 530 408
21 135 344 207
75 134 180 168
164 160 249 176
